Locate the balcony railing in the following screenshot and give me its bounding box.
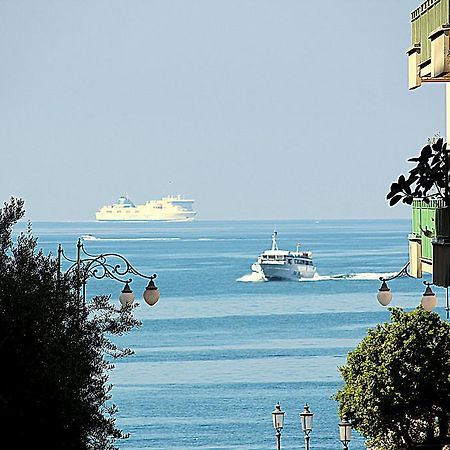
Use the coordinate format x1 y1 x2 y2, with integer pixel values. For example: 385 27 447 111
412 0 443 22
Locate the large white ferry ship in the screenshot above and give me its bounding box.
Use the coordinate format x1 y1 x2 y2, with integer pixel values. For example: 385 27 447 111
251 231 316 280
95 195 196 222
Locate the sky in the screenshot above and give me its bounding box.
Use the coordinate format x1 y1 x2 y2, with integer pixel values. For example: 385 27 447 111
0 0 445 221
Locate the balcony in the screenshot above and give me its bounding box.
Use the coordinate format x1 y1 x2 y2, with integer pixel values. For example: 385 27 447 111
408 0 450 88
410 198 450 286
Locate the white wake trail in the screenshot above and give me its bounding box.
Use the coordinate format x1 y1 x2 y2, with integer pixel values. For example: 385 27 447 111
236 271 397 283
81 236 180 242
236 272 267 282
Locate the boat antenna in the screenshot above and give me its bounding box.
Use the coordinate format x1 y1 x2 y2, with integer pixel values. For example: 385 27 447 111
271 230 278 251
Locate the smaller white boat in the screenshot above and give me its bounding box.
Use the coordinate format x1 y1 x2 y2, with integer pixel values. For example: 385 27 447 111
81 234 96 241
251 231 316 280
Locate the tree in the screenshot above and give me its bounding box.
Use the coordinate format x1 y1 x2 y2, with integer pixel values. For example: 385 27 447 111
386 137 450 206
0 198 140 449
335 307 450 449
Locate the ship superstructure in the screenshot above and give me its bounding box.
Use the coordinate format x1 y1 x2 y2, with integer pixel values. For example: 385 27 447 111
95 195 196 222
251 231 316 280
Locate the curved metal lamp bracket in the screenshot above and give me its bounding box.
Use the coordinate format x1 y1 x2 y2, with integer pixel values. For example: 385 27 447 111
57 239 158 303
379 262 415 282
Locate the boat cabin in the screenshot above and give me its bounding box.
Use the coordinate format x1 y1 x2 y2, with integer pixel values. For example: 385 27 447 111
259 252 314 266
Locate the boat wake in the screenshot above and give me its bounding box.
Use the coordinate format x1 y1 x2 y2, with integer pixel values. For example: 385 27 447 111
303 272 397 281
236 272 267 282
81 236 180 242
236 271 396 283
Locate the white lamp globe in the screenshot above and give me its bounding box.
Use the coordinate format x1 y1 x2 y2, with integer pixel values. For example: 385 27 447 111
119 282 135 307
143 277 160 306
421 284 437 312
377 280 392 306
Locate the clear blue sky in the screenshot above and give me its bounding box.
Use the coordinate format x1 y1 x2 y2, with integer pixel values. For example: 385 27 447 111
0 0 444 220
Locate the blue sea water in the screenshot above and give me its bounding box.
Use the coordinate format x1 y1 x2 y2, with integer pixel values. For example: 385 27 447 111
26 219 440 450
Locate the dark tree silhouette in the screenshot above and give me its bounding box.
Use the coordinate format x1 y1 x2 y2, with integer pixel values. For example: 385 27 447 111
387 137 450 206
0 198 140 449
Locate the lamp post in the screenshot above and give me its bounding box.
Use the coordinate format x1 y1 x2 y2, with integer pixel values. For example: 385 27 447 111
272 403 285 450
377 262 437 312
339 415 352 450
299 403 314 450
58 238 160 307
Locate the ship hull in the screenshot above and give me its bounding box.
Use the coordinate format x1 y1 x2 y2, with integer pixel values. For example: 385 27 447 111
95 195 196 222
96 218 195 222
252 262 316 280
96 213 196 222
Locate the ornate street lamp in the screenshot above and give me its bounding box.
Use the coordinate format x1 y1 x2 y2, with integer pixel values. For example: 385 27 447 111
377 262 414 307
272 403 285 450
421 282 437 312
299 403 314 450
339 415 352 450
119 281 135 307
143 276 160 306
377 279 393 306
58 238 160 307
377 262 438 312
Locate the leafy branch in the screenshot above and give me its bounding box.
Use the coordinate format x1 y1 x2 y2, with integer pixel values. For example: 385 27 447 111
387 137 449 206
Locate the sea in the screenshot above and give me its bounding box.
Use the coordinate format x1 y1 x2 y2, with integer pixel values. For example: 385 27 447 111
22 218 440 450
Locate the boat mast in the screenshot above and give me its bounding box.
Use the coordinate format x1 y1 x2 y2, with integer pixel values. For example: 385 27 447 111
271 230 278 251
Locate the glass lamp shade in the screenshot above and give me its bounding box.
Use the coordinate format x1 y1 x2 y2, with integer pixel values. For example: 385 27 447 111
143 278 160 306
119 282 135 307
421 284 437 312
339 416 352 444
377 280 392 306
272 403 285 430
300 404 313 433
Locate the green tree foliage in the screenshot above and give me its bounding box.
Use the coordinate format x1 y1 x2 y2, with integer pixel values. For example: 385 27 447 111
0 198 140 449
335 307 450 449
